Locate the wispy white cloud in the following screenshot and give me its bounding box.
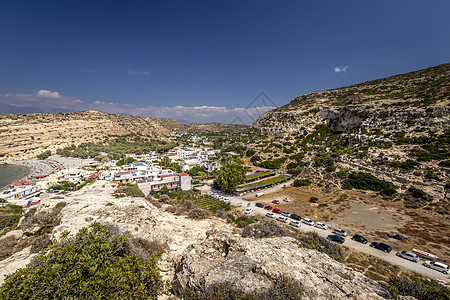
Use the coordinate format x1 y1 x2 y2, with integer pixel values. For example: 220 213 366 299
0 90 83 112
127 70 150 76
0 90 274 124
334 66 348 73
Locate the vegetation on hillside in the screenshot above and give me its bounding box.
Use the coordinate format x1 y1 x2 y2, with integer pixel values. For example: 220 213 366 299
342 172 396 196
56 133 176 160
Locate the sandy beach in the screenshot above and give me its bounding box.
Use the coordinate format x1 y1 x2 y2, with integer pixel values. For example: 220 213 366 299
11 155 95 182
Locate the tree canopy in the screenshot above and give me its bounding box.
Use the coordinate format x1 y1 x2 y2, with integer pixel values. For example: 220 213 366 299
213 157 247 192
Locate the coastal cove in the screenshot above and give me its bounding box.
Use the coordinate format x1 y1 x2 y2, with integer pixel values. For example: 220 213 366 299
0 164 29 189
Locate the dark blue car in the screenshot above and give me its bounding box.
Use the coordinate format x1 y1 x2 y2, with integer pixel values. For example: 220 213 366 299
370 242 392 253
327 234 345 244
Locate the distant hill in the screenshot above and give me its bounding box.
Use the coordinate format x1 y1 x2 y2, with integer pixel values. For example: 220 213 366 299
248 63 449 207
0 110 247 162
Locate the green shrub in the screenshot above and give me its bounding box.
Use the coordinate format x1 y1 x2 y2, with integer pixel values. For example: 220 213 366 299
298 232 343 262
408 186 426 199
114 183 145 198
424 172 439 180
389 159 420 172
37 150 51 160
0 223 162 299
293 179 311 187
234 216 256 228
180 276 303 300
309 197 318 203
0 215 22 231
336 170 348 178
342 172 396 196
382 276 450 300
438 160 450 168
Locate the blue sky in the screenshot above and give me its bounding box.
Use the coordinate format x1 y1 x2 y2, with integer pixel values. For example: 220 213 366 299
0 1 449 124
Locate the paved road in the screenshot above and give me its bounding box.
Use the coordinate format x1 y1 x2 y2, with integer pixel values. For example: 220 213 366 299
211 188 449 283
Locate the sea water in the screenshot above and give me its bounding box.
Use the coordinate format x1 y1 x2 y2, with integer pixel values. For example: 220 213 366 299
0 164 29 189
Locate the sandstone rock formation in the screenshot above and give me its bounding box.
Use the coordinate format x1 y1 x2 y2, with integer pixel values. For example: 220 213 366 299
0 110 247 162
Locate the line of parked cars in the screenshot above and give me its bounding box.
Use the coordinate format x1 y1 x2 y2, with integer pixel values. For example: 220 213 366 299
253 201 449 275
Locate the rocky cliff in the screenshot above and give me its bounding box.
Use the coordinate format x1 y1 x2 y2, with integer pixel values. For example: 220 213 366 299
250 63 449 205
0 110 247 162
0 181 387 299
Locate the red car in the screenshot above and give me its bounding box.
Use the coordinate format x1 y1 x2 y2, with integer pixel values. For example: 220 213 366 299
272 208 282 214
264 205 273 210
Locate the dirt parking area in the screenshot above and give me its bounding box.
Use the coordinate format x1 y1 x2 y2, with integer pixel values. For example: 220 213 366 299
246 184 450 265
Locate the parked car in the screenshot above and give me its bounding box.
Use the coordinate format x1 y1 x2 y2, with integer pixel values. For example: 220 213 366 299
327 235 345 244
289 220 301 228
388 233 408 240
283 197 291 202
272 208 282 214
265 212 276 218
255 203 264 208
302 218 314 226
290 214 301 221
351 234 368 244
276 216 289 223
370 242 392 253
272 200 280 204
422 261 449 274
264 205 273 210
223 198 230 203
281 211 291 217
333 228 348 237
244 208 253 214
396 251 420 262
315 222 328 230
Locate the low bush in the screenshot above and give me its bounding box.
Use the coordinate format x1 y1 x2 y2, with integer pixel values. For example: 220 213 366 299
188 208 211 219
114 183 145 198
382 276 450 300
438 160 450 168
244 220 287 239
309 197 318 203
389 159 420 172
0 222 162 299
180 276 303 300
234 216 256 228
407 186 426 199
342 172 396 196
297 232 344 262
293 179 311 187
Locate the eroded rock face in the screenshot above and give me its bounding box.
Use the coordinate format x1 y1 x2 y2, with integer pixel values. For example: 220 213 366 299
173 230 387 299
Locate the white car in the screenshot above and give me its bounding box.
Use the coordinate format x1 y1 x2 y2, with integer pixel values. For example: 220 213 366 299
223 198 230 203
422 261 449 274
396 251 420 262
276 216 289 223
315 222 328 230
281 211 291 217
283 197 291 202
289 220 301 228
244 208 253 214
265 212 275 218
333 228 348 237
302 218 314 226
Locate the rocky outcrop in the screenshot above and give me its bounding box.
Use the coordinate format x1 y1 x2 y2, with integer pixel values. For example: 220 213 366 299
0 181 388 299
173 230 387 299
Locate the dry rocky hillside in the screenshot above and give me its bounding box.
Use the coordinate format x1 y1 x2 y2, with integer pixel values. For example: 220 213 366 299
0 110 247 162
0 181 388 299
249 63 450 206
